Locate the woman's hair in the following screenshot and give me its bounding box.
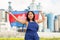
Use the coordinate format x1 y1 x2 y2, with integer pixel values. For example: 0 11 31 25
26 11 35 21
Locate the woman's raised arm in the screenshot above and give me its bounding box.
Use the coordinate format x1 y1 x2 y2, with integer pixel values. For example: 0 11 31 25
36 11 45 23
6 12 27 24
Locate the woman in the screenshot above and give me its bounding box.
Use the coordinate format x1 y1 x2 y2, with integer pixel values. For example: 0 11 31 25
6 11 45 40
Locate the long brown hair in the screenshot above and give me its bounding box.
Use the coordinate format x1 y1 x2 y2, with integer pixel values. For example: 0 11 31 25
26 11 35 21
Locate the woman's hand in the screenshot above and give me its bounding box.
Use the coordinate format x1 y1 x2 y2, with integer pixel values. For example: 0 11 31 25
36 11 45 23
40 11 45 20
5 11 11 14
5 11 8 14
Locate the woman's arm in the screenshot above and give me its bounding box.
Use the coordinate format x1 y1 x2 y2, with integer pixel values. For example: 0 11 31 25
36 11 45 23
6 12 27 24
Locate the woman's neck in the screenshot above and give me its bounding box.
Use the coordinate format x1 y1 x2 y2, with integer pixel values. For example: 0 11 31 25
30 20 33 22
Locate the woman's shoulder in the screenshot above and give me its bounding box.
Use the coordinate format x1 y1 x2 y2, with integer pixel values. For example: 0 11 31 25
35 20 38 23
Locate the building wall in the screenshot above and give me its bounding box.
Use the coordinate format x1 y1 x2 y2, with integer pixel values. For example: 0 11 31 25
0 10 7 22
54 16 59 32
46 13 54 32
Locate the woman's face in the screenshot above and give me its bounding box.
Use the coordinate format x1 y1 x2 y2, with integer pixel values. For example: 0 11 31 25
28 12 34 20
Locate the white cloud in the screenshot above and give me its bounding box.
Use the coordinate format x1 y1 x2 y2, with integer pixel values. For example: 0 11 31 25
0 0 31 11
0 0 60 15
38 0 60 15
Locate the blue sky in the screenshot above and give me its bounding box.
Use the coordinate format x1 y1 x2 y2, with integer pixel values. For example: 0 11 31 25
0 0 60 15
